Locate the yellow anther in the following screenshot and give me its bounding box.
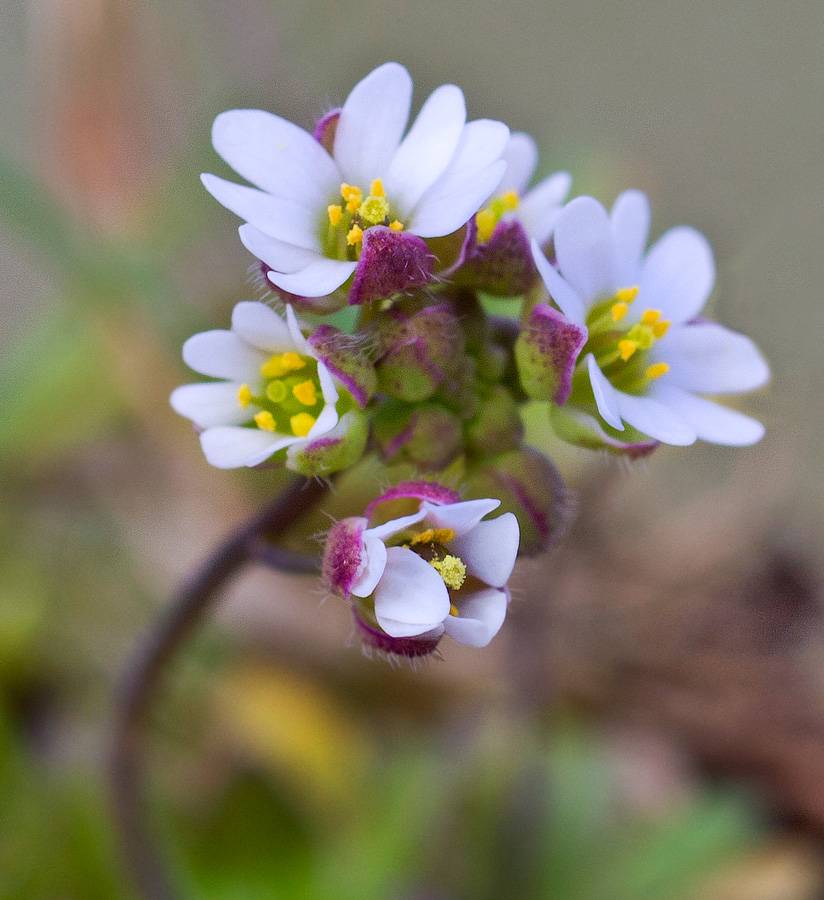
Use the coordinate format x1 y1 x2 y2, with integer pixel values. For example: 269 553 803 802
618 339 638 361
369 178 386 198
611 302 629 322
266 380 287 403
237 384 252 408
476 208 496 243
641 309 662 325
502 190 520 210
645 362 670 381
292 380 318 406
282 352 305 371
254 410 276 432
410 527 455 546
652 320 670 339
290 412 316 437
449 603 460 617
260 352 306 378
389 220 404 231
360 194 390 225
431 555 467 590
615 285 639 304
340 183 361 202
327 204 343 226
347 224 363 246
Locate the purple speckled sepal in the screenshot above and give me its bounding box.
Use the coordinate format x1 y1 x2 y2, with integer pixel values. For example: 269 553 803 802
308 325 376 407
322 517 366 598
365 481 460 519
349 226 435 306
260 262 348 315
515 303 587 405
313 109 340 154
353 611 443 658
456 219 537 297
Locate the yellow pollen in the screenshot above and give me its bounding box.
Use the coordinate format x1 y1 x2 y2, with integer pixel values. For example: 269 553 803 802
476 208 497 243
431 555 467 590
389 220 404 231
645 362 670 381
347 224 363 246
237 384 252 408
615 285 639 304
410 527 456 546
292 380 318 406
266 380 287 403
611 301 629 322
260 352 306 378
290 412 316 437
369 178 386 198
254 410 276 432
652 320 670 339
502 190 520 211
618 339 638 361
360 194 390 226
449 603 460 617
327 204 343 226
641 309 662 325
340 183 361 202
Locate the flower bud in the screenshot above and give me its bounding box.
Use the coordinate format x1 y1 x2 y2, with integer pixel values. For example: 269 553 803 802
286 409 369 476
374 401 463 471
465 385 523 457
515 302 587 404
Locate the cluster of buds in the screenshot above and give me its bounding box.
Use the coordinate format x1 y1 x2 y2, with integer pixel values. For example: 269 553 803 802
171 63 768 658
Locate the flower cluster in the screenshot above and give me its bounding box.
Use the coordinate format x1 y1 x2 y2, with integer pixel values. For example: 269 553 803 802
171 62 769 657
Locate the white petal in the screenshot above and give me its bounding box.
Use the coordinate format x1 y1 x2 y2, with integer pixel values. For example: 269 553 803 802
451 513 519 588
444 119 511 179
610 189 650 287
638 226 715 324
518 171 572 245
238 224 322 274
333 62 412 187
614 391 696 446
421 498 500 538
316 359 340 407
231 301 294 353
201 174 321 251
182 330 264 382
307 398 339 438
199 426 296 468
554 196 616 304
350 533 387 598
365 510 427 543
266 258 357 298
498 132 539 195
651 384 765 446
444 588 508 648
586 354 624 431
374 547 451 637
170 382 252 428
657 323 770 394
386 83 466 215
211 109 339 206
531 240 587 326
284 304 309 354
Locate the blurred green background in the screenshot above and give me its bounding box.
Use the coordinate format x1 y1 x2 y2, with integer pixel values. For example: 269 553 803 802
2 0 824 897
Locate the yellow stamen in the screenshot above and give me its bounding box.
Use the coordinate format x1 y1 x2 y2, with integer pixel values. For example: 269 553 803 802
431 555 467 590
341 183 362 213
502 190 519 211
410 528 456 546
292 380 318 406
254 411 276 432
266 380 287 403
347 224 363 246
260 352 306 378
370 178 385 198
449 603 460 617
652 320 670 339
389 220 404 231
615 285 639 304
476 208 496 243
645 362 670 381
611 301 629 322
237 384 252 408
327 204 343 226
290 412 316 437
641 309 662 325
618 339 637 361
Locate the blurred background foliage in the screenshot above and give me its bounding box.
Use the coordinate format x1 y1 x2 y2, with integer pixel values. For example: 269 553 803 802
2 0 824 897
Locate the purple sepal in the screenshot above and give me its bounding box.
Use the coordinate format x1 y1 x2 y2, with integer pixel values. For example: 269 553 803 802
349 226 435 306
455 219 537 297
322 517 366 598
515 303 587 405
365 481 460 520
308 325 377 407
313 109 340 154
353 611 443 658
260 262 348 315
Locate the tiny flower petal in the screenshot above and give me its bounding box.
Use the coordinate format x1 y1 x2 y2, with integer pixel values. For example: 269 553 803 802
350 532 388 598
421 498 501 537
517 171 572 247
200 426 297 469
231 300 295 353
651 384 765 446
170 382 253 428
554 196 616 303
267 257 358 298
374 547 451 637
614 391 696 446
498 132 538 195
451 512 519 588
443 587 508 648
239 224 325 274
610 189 651 287
182 330 263 382
586 354 624 431
532 241 587 327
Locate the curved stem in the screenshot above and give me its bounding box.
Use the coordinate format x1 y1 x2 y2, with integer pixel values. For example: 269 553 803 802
110 477 328 900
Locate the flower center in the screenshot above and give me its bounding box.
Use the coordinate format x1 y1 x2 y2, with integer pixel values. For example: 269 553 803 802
579 286 671 394
324 179 405 261
237 351 323 437
406 527 466 611
475 190 519 243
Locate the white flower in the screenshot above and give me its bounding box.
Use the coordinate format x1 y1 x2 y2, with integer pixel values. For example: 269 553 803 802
532 191 770 447
202 62 510 298
325 490 520 650
474 132 571 245
170 302 340 468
